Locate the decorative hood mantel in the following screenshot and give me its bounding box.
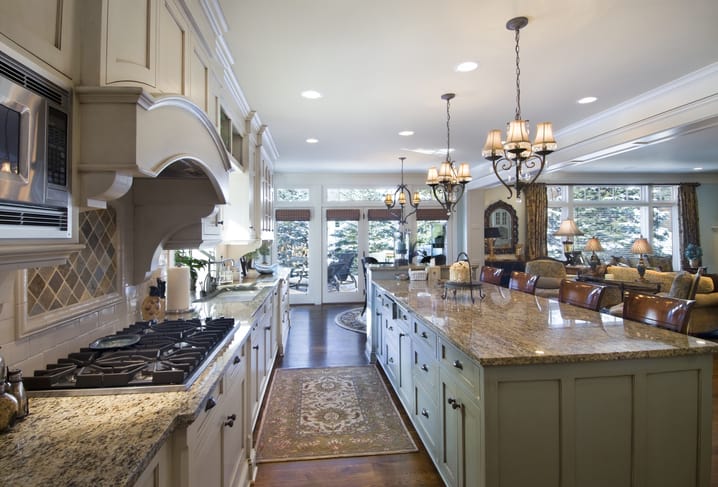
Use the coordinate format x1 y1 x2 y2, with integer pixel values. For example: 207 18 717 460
77 86 235 283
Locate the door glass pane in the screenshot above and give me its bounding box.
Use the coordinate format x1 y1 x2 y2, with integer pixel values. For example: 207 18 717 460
416 220 447 263
276 221 309 294
652 206 673 256
368 220 398 263
326 218 358 294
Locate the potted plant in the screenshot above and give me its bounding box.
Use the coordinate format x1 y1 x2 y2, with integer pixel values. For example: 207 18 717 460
684 243 702 268
257 241 271 264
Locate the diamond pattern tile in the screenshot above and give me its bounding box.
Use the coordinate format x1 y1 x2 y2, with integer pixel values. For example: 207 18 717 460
27 208 119 316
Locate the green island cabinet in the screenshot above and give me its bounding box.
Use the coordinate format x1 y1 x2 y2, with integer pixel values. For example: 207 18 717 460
368 277 716 487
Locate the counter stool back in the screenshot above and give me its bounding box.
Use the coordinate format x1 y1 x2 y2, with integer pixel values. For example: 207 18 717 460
622 291 696 334
558 279 607 311
479 266 504 286
509 271 539 294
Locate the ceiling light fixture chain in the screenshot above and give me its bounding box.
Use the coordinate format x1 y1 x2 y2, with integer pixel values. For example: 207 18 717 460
483 16 556 201
385 156 420 226
425 93 472 218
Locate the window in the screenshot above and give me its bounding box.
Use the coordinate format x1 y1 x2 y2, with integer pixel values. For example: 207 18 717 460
547 185 678 265
277 188 310 202
326 188 395 202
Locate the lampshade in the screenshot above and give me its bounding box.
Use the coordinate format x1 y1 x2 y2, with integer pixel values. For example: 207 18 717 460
554 219 584 237
631 236 653 255
485 227 501 239
584 236 603 252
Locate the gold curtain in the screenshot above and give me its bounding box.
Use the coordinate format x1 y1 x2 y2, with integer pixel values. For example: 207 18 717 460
678 183 700 268
524 183 547 260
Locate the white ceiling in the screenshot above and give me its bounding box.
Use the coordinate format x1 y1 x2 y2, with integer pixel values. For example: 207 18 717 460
219 0 718 188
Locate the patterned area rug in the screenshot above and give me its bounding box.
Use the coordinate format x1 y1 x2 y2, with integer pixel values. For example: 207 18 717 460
256 366 417 463
334 308 366 334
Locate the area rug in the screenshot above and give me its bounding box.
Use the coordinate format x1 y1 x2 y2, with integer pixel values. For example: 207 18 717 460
255 366 417 463
334 307 366 334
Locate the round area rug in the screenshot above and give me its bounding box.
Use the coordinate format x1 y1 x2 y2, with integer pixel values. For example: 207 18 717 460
335 308 367 334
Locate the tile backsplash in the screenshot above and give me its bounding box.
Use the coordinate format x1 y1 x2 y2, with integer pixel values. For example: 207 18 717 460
27 209 119 316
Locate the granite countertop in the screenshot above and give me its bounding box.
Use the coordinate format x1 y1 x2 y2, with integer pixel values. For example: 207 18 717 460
374 279 718 367
0 270 287 487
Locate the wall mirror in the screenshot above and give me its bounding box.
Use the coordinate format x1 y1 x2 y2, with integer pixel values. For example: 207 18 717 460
484 201 518 255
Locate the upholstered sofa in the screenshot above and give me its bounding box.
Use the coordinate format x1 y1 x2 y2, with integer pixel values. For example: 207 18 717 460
605 265 718 334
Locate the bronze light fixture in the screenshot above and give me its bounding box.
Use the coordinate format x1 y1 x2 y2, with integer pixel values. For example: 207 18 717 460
482 16 557 201
426 93 472 217
384 156 420 225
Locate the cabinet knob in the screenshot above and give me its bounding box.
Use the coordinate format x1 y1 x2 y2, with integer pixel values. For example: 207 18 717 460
265 326 271 330
421 364 429 372
233 356 241 365
252 345 260 350
388 357 394 363
225 413 237 427
452 359 463 370
205 397 217 411
421 408 429 418
399 332 406 337
421 331 428 339
447 398 461 410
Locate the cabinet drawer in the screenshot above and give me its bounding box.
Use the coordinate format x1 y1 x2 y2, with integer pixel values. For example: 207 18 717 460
224 342 247 393
440 338 481 398
413 383 439 457
412 340 437 390
384 333 400 383
413 319 437 352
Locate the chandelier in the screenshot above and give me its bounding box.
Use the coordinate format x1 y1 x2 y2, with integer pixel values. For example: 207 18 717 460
426 93 472 217
482 16 557 200
384 156 420 225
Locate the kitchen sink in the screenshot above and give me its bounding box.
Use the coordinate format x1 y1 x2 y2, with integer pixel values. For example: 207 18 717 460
193 284 260 303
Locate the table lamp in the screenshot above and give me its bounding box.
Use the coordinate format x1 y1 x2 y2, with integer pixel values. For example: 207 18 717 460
631 235 653 281
484 227 501 259
554 219 584 263
584 236 603 270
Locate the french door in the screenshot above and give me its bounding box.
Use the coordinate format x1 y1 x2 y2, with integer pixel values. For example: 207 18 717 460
322 208 398 304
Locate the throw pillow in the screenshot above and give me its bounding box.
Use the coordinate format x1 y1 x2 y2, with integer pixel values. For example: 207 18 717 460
668 271 693 299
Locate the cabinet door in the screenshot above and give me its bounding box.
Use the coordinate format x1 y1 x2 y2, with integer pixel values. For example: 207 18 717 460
248 320 264 429
440 376 482 487
188 392 224 487
223 354 248 487
397 326 413 409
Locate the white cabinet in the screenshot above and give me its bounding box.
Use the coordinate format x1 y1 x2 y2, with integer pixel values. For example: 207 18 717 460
275 278 290 355
248 293 275 431
133 438 174 487
381 301 413 413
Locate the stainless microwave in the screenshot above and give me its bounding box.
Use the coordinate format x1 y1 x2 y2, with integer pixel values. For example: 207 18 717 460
0 51 71 239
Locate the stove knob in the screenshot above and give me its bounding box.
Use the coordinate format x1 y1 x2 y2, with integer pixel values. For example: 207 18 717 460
205 397 217 411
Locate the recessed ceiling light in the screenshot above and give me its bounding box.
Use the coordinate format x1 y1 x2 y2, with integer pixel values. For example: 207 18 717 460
305 138 319 144
577 96 597 104
456 61 478 73
301 90 322 99
398 130 414 136
693 167 703 171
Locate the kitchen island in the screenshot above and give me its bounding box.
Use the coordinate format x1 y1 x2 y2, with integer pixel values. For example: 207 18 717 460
0 271 289 487
369 277 718 487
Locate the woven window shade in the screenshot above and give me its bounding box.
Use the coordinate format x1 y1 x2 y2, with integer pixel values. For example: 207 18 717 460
326 209 361 221
367 209 399 221
276 209 311 221
417 208 449 220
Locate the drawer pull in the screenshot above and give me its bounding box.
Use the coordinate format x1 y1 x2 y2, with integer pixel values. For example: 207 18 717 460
421 331 428 339
421 408 429 418
389 357 394 363
421 364 429 372
265 326 271 330
388 325 394 331
447 398 461 410
452 359 463 370
205 397 217 411
252 345 260 350
225 413 237 427
399 332 406 338
233 356 241 365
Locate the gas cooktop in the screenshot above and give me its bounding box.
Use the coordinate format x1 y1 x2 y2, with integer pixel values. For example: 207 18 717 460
25 317 236 396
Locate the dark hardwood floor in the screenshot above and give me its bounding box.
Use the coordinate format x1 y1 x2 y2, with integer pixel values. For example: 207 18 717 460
253 304 444 487
255 304 718 486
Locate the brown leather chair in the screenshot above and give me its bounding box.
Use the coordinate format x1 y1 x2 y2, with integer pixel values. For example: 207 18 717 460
622 291 696 334
509 271 539 294
558 279 607 311
479 265 504 286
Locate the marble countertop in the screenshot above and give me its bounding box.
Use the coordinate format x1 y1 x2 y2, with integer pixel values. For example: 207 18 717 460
374 279 718 367
0 271 287 487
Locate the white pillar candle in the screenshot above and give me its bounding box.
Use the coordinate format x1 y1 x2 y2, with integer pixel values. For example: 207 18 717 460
166 267 191 312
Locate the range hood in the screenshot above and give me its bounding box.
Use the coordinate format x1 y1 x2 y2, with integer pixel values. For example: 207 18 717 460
77 87 233 284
